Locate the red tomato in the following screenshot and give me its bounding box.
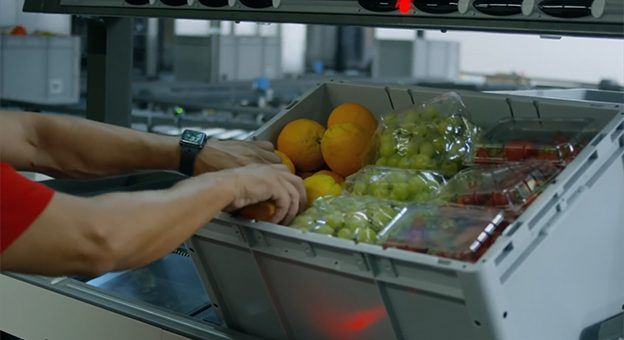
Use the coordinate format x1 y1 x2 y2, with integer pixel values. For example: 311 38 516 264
504 140 535 161
10 25 27 36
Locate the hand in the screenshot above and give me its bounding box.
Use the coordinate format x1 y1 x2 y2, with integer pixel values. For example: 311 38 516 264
195 140 282 174
221 164 306 224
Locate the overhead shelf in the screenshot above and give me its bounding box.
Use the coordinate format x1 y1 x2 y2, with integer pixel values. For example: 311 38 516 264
24 0 624 38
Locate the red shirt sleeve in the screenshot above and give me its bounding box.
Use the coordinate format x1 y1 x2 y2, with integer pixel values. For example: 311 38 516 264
1 163 55 253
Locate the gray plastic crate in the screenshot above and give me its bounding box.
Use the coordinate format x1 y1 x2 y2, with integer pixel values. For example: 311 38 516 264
491 88 624 105
174 35 282 82
0 35 80 104
187 81 624 340
372 38 460 81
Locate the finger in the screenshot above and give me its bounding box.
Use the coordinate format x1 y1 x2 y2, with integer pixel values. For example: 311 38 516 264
271 187 290 224
260 150 282 164
271 164 291 173
255 140 275 151
281 181 300 225
282 172 307 212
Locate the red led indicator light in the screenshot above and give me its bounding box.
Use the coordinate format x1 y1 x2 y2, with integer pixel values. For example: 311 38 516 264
396 0 411 13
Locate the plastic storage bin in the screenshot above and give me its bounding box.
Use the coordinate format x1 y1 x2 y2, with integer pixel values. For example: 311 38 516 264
0 35 80 104
187 81 624 340
492 88 624 105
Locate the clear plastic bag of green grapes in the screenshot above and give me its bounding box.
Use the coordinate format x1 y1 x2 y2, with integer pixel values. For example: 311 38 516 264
344 165 446 203
375 92 481 177
289 194 405 244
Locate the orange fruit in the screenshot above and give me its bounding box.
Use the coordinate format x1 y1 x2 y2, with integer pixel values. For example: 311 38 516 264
277 119 326 172
314 170 345 184
275 150 295 174
303 174 343 207
321 123 375 177
299 171 315 179
327 102 378 136
238 201 276 222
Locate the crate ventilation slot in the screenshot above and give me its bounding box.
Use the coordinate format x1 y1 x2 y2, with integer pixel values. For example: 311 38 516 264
473 0 522 16
359 0 399 12
126 0 150 5
198 0 229 7
538 0 594 18
240 0 272 8
160 0 188 6
414 0 459 13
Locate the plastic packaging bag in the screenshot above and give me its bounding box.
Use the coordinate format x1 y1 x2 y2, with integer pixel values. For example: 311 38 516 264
378 204 507 262
473 118 592 166
375 92 481 177
439 161 560 216
289 194 405 244
344 165 446 203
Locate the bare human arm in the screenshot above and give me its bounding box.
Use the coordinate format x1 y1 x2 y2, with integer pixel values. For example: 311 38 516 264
0 110 281 178
0 164 306 276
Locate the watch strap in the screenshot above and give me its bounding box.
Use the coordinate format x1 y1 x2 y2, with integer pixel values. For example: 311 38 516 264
179 145 198 176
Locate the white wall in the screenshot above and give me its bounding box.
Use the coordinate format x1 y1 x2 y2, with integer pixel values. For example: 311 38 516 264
426 30 624 84
374 28 624 85
0 0 71 35
281 24 306 74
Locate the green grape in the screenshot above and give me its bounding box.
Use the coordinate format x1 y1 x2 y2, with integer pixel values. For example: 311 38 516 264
398 157 412 169
419 142 434 157
440 161 459 177
379 205 398 218
387 156 400 167
391 183 410 201
379 140 395 157
411 154 432 170
431 138 447 154
423 106 439 120
355 227 378 244
326 212 345 228
436 119 451 135
376 157 389 166
405 142 420 157
403 112 420 124
337 228 354 240
290 215 316 229
369 210 393 231
383 112 399 127
385 171 407 184
371 182 391 198
448 143 464 156
408 175 427 192
344 213 369 231
314 225 335 235
352 181 368 195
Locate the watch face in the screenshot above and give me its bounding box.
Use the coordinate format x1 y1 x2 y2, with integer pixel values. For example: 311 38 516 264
181 130 207 146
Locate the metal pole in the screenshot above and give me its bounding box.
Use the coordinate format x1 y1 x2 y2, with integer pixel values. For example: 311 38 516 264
146 18 159 79
86 17 133 127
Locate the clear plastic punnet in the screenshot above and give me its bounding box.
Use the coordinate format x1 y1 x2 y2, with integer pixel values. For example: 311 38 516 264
344 165 446 202
473 118 592 165
439 161 560 215
374 92 481 177
289 194 405 244
378 204 507 262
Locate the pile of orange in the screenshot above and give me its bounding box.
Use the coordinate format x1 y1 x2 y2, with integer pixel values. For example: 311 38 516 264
238 102 378 221
278 102 377 202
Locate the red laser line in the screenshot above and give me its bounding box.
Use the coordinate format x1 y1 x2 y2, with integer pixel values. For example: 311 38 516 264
396 0 411 13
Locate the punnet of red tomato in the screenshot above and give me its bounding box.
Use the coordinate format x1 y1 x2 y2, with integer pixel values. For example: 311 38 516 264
439 161 560 219
472 118 592 166
378 204 507 262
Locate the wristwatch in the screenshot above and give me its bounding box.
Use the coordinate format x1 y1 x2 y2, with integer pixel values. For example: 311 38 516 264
179 129 208 176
